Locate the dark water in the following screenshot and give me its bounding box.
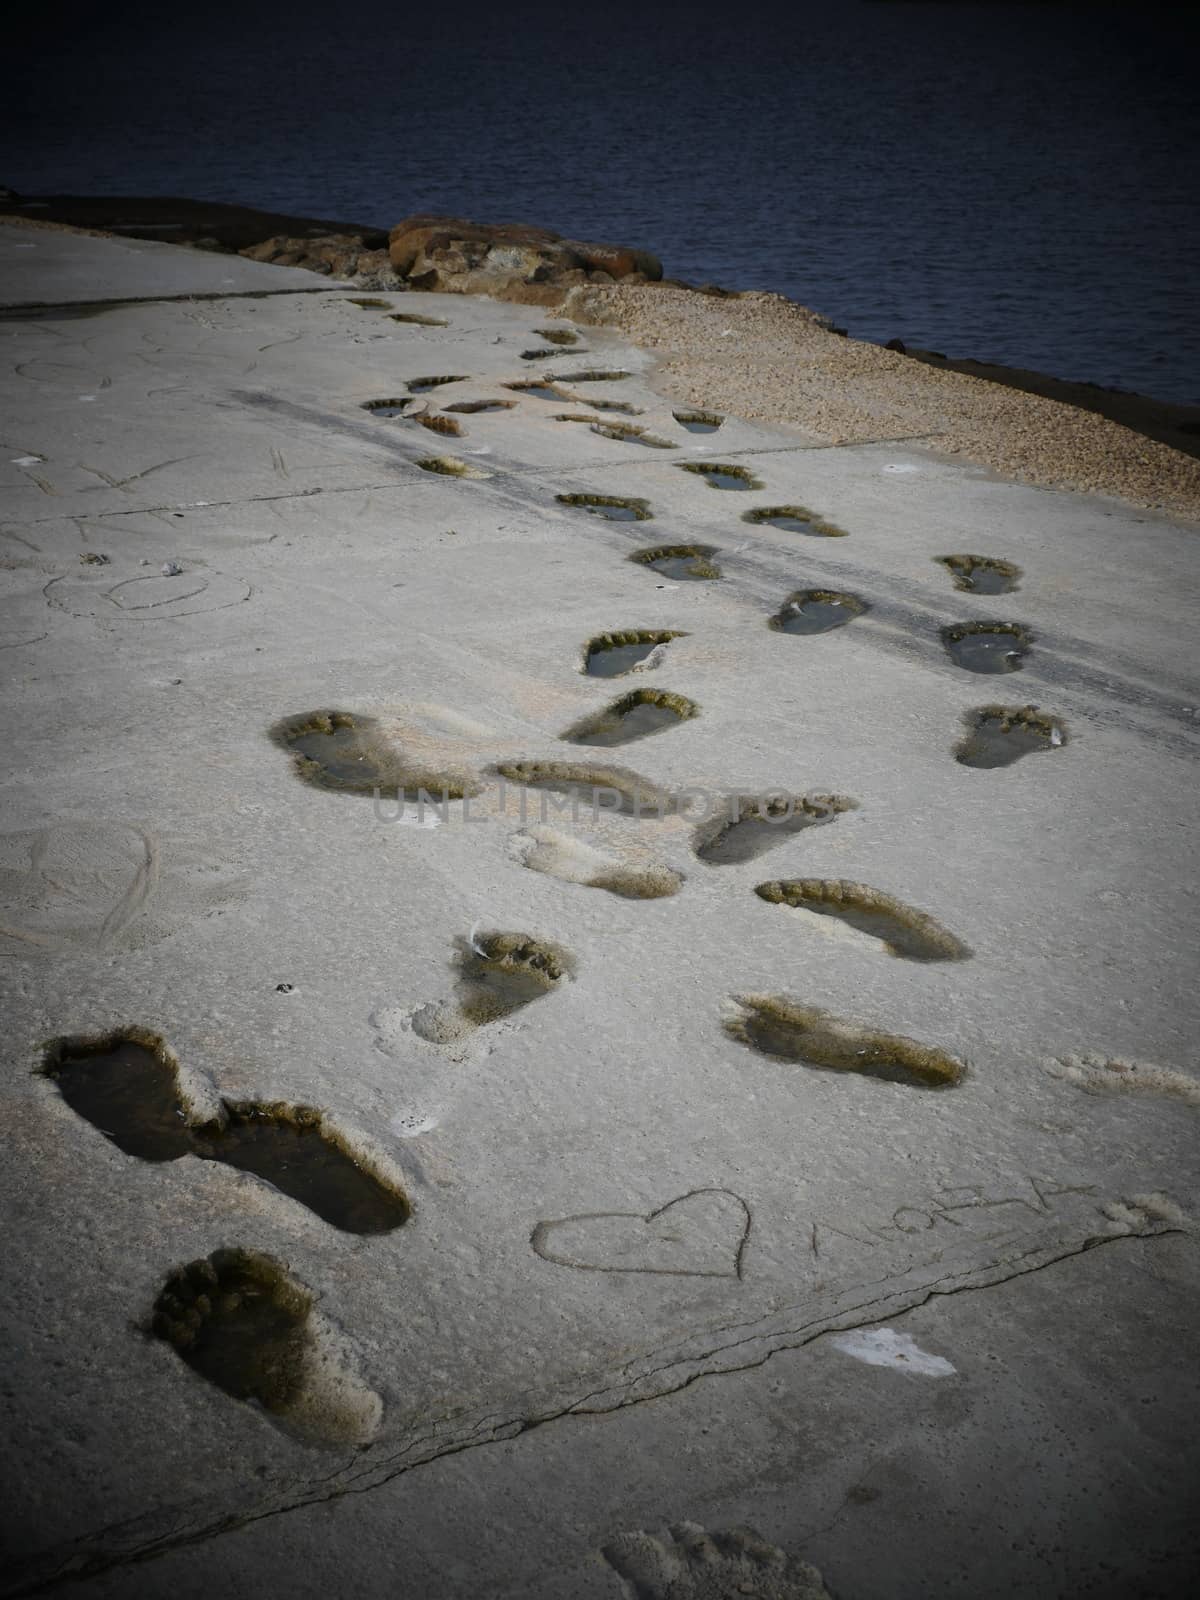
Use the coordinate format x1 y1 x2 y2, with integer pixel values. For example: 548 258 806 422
7 2 1198 401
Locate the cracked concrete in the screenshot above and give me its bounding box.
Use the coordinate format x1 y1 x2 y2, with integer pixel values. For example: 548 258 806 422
1 229 1198 1598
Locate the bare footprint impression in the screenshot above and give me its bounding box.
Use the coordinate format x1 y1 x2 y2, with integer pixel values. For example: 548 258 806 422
603 1522 832 1600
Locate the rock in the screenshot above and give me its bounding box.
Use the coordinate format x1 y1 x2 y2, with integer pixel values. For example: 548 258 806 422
885 338 907 353
239 233 395 284
386 214 662 299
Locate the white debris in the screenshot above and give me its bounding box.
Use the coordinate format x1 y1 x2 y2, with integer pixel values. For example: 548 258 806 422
11 455 43 466
160 561 184 576
829 1327 956 1377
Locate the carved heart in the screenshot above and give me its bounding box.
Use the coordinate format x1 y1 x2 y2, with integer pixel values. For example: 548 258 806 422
531 1188 751 1279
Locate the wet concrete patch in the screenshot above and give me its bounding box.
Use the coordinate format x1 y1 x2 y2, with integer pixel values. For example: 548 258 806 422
937 554 1022 595
755 879 970 960
743 505 848 536
673 409 725 433
444 399 517 414
725 999 965 1088
769 590 867 635
590 421 674 448
557 493 653 521
564 689 700 747
494 759 671 819
630 544 722 580
43 1031 410 1234
956 703 1067 767
678 462 764 491
271 709 480 799
407 375 469 393
695 793 857 865
151 1249 381 1445
942 620 1032 674
361 397 412 418
584 629 686 676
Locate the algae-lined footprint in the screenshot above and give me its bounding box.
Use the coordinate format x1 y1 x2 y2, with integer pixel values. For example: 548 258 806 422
43 1029 411 1234
583 630 686 676
152 1248 382 1446
942 621 1032 674
937 554 1021 595
563 689 700 747
769 590 867 635
726 999 965 1088
695 793 857 865
629 544 721 581
410 930 574 1045
956 704 1066 767
271 709 480 799
755 879 970 961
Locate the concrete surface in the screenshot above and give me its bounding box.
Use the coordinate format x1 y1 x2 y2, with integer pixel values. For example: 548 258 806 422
0 232 1197 1598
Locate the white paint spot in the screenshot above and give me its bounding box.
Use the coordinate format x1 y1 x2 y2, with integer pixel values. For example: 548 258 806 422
830 1327 955 1376
78 395 96 402
11 455 43 466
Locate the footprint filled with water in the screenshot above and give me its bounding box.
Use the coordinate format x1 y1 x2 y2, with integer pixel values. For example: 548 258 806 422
43 1031 410 1233
590 421 674 448
407 374 468 393
583 630 685 676
557 492 653 521
725 999 965 1088
941 621 1032 674
564 689 699 747
955 703 1067 767
673 409 724 433
361 397 412 418
272 709 480 799
695 793 857 865
769 590 867 635
443 399 517 414
937 553 1021 595
151 1248 382 1445
678 462 763 490
743 505 848 537
755 879 970 960
629 544 722 580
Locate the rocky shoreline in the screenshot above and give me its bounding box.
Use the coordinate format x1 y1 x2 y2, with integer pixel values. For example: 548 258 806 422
5 188 1197 512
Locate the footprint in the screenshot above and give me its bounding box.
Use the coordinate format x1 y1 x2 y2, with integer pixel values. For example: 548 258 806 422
347 297 391 310
603 1523 832 1600
509 824 682 899
563 689 700 747
743 505 848 537
151 1248 382 1446
590 421 674 449
941 620 1032 674
0 821 158 956
755 879 970 960
387 311 449 327
361 397 413 418
505 379 568 402
43 1030 411 1233
629 544 722 581
494 759 672 820
694 793 857 866
768 589 867 635
415 455 489 478
407 374 469 393
557 492 652 521
271 709 480 799
410 930 573 1045
408 407 463 437
532 1190 751 1278
955 703 1066 767
677 462 763 491
564 394 643 414
533 327 579 346
522 345 589 361
937 553 1021 594
443 399 517 414
548 368 632 383
1042 1051 1200 1107
726 999 965 1088
583 630 687 677
673 409 724 433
